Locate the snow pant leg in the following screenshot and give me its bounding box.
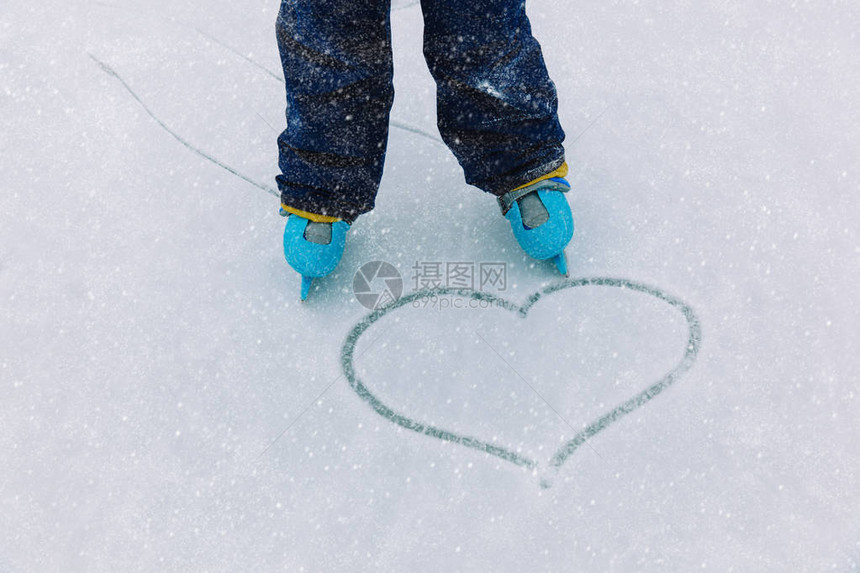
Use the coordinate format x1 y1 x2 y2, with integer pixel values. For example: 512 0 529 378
275 0 394 222
420 0 566 196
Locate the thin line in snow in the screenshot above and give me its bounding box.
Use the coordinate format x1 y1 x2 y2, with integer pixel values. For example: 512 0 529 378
569 105 611 147
194 26 286 83
253 323 396 461
88 53 280 199
473 330 606 462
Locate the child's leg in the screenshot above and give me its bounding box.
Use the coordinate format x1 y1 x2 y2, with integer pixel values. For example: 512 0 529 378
420 0 566 195
276 0 394 223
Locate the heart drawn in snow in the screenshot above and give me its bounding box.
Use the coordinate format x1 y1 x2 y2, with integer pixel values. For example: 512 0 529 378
340 277 702 488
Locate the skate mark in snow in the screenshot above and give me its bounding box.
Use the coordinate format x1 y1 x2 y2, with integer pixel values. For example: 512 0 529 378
88 54 280 198
193 26 285 83
95 3 449 147
88 52 444 200
340 277 702 488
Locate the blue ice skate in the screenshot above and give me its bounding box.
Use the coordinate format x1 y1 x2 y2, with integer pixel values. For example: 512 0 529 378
282 212 350 300
498 177 574 276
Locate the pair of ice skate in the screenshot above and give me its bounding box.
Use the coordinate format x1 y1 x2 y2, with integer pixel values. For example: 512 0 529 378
282 176 574 300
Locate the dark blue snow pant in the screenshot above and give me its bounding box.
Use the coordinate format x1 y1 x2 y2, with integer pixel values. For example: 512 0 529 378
276 0 566 223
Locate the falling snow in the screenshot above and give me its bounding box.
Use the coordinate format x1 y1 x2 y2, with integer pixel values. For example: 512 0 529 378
1 0 859 572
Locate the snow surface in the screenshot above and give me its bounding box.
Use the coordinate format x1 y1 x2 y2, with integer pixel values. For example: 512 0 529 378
2 0 859 571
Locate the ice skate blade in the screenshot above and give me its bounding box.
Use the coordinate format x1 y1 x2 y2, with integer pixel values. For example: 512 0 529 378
552 251 569 277
300 275 313 301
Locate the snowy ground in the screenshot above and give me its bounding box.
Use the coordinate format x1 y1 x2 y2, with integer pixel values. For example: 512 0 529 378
2 0 859 571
